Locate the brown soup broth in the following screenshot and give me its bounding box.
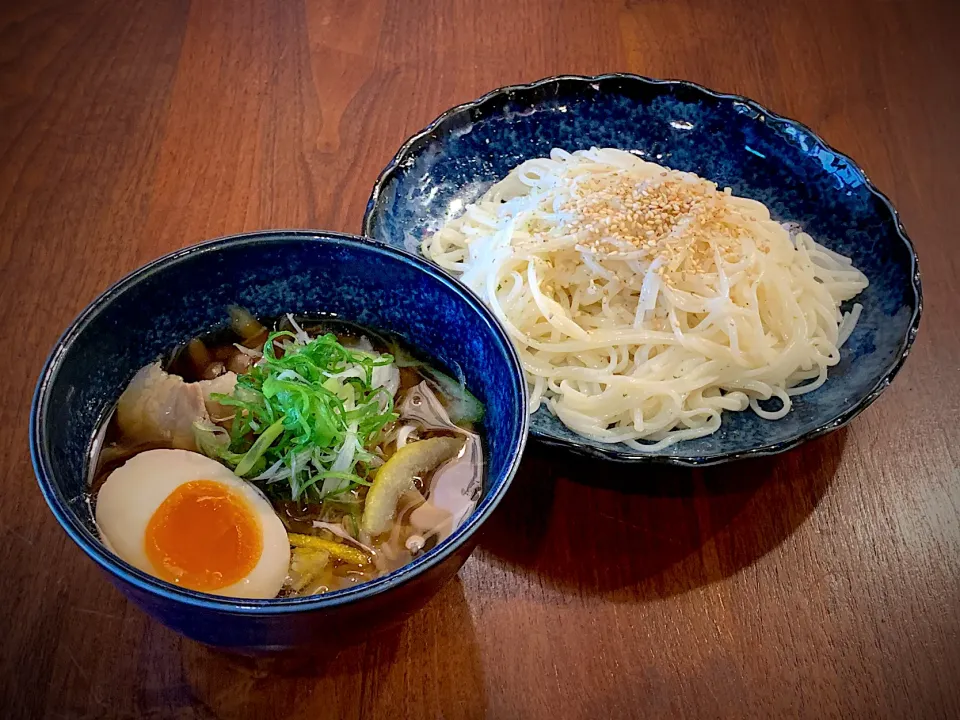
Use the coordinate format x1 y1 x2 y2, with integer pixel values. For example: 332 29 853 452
89 314 485 596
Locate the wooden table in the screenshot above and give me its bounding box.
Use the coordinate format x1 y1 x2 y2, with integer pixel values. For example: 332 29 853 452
2 1 958 717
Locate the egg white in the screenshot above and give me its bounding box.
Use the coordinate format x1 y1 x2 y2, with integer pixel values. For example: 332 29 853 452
95 449 290 599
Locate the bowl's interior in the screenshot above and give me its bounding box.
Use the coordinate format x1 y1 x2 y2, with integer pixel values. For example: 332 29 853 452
365 75 921 462
33 232 526 601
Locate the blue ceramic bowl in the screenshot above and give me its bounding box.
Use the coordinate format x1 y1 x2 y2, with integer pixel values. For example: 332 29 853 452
363 73 922 464
30 231 528 651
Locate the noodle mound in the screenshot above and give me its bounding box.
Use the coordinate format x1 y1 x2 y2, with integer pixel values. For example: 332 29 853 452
423 148 869 451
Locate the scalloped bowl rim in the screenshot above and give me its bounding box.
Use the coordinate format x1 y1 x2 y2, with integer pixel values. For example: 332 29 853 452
30 230 529 614
362 72 923 465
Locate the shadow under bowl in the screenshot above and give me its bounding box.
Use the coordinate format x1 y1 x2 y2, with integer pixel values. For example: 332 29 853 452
30 230 528 651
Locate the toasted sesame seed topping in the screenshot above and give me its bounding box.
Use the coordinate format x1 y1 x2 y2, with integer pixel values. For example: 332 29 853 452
531 169 750 285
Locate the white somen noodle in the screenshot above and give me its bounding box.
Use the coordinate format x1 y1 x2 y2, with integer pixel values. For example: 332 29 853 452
422 148 869 451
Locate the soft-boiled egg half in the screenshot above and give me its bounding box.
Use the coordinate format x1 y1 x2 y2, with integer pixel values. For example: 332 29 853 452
95 449 290 599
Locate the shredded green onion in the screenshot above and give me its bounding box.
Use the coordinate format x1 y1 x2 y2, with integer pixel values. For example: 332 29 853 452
197 328 398 501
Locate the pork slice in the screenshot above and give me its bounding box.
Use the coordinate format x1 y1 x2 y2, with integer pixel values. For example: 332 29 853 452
116 362 237 451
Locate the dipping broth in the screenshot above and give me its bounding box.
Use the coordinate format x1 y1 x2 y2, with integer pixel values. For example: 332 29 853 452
90 308 485 599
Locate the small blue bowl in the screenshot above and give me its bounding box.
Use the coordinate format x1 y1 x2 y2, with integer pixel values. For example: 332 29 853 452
30 231 528 651
364 73 922 464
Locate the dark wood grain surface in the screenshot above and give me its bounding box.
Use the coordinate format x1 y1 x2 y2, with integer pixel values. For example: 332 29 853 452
2 1 958 718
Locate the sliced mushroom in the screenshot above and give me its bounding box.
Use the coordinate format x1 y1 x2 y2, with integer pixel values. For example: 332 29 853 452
398 382 484 542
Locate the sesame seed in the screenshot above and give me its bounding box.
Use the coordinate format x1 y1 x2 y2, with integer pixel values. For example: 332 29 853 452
559 169 744 286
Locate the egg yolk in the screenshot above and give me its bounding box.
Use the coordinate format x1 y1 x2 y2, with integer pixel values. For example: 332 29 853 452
144 480 263 592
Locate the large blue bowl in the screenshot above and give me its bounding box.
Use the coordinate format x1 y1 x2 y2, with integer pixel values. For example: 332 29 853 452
30 231 528 651
363 73 922 464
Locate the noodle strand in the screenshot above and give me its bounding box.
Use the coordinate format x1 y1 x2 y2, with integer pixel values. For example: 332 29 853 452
423 148 869 451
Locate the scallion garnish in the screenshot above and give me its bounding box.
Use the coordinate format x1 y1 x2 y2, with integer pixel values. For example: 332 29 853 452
197 328 398 502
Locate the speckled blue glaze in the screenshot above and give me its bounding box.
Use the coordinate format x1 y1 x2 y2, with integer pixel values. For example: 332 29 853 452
364 74 922 465
30 231 528 650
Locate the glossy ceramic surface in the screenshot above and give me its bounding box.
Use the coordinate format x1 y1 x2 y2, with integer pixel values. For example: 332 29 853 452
30 231 528 650
364 73 922 464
